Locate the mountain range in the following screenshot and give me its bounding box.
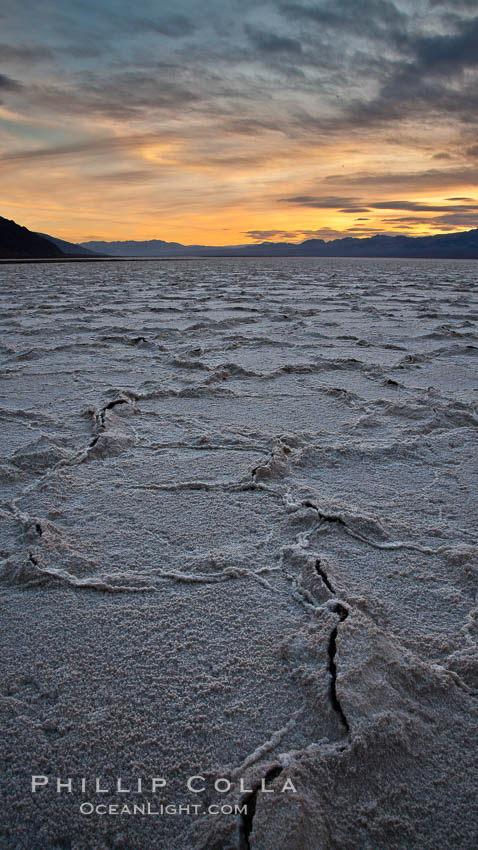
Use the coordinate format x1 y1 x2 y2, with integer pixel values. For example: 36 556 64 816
2 214 478 259
81 230 478 258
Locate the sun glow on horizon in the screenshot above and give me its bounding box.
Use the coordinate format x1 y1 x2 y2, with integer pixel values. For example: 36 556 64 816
1 0 478 245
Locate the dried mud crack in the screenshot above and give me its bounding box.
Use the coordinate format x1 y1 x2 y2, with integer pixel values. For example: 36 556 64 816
239 766 284 850
315 558 335 594
327 604 350 733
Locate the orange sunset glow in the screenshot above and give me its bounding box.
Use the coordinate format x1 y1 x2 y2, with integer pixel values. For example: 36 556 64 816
1 0 478 246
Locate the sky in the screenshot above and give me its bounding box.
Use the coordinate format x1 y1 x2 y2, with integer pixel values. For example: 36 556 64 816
1 0 478 245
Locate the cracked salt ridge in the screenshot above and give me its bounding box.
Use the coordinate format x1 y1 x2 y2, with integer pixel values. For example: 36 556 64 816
195 531 353 849
5 423 291 591
0 262 476 850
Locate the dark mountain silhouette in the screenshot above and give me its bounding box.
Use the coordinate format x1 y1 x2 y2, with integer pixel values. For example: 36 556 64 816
38 233 105 257
0 216 107 259
0 216 64 259
80 237 304 257
82 228 478 258
295 230 478 258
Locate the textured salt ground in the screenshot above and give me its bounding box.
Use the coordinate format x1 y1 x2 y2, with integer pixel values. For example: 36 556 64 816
0 257 477 849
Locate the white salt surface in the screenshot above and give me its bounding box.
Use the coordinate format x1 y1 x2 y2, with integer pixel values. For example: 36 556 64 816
0 257 477 849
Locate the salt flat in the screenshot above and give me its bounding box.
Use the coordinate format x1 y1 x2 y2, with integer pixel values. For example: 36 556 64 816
0 257 477 849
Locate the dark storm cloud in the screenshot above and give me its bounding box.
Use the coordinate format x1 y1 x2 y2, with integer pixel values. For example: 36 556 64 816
0 72 22 89
278 0 408 42
3 0 478 138
4 0 476 147
333 11 478 132
410 16 478 77
245 26 303 55
271 3 478 136
335 76 478 136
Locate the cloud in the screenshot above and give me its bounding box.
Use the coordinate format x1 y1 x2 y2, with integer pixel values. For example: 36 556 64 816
278 0 408 43
411 15 478 77
428 1 478 7
299 227 376 239
2 0 478 242
15 70 202 123
84 168 157 182
278 193 478 214
243 225 385 242
0 133 161 164
243 229 300 240
278 195 361 208
338 207 370 213
382 212 478 229
220 117 288 136
245 26 303 55
0 72 22 90
275 192 478 235
325 167 478 190
132 14 197 38
0 43 53 63
266 5 478 136
369 200 478 212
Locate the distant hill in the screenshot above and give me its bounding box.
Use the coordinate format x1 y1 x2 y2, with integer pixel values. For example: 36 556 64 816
79 238 224 257
82 228 478 259
295 230 478 259
0 216 64 259
38 233 105 257
80 237 303 257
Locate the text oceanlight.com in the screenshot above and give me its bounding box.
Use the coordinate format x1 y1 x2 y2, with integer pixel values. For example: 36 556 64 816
80 802 247 816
